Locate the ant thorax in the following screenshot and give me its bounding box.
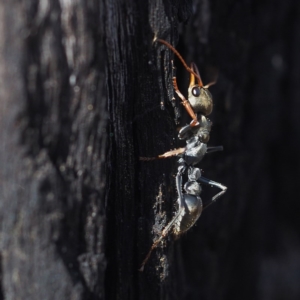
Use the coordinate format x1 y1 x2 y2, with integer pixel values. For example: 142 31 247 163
190 115 212 143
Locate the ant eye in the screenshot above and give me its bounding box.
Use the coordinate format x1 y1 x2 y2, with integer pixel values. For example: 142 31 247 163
192 86 201 97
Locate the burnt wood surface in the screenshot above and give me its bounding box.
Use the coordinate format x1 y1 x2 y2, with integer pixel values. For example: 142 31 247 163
0 0 300 299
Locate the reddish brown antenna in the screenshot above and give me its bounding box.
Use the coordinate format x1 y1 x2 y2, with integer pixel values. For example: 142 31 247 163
156 39 203 87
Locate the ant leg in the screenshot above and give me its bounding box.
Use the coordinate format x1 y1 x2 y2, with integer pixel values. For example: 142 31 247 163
140 147 185 161
206 146 224 154
198 176 227 209
178 124 193 140
139 163 187 271
171 61 198 126
170 60 181 124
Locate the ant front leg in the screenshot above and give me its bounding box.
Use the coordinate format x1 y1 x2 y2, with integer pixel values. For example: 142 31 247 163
139 163 187 271
171 60 199 127
198 176 227 209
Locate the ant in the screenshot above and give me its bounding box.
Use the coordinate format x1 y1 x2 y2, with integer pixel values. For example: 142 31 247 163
139 39 227 271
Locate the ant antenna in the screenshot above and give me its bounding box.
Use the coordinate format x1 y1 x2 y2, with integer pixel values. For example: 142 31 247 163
156 39 203 87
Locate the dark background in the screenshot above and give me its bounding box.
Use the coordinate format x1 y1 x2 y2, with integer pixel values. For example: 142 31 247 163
171 1 300 299
0 0 300 299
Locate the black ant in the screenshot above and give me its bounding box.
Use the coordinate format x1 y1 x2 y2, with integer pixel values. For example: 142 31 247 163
139 39 227 271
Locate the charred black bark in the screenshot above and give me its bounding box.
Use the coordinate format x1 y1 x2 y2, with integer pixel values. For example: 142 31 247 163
0 0 300 299
0 1 106 299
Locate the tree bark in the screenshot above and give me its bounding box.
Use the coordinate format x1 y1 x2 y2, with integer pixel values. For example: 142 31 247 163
1 0 300 299
0 1 106 299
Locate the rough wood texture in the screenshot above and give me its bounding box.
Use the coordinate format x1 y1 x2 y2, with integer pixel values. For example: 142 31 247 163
0 1 106 299
0 0 300 299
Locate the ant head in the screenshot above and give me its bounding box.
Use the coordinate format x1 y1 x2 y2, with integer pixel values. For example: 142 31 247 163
188 63 213 116
155 39 216 116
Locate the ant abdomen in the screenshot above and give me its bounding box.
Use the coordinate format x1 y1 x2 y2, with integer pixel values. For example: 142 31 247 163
174 193 203 235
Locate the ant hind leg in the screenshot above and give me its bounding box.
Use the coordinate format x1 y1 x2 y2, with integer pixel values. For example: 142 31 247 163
198 176 227 209
139 164 187 271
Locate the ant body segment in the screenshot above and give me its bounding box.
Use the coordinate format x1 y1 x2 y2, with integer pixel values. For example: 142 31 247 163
139 39 227 271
